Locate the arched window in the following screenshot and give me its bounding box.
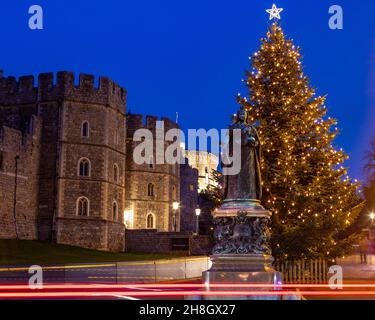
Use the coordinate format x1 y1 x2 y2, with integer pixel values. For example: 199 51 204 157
149 156 154 169
78 158 91 177
77 197 89 216
146 213 155 229
113 164 119 183
112 201 118 221
81 121 90 138
147 183 154 197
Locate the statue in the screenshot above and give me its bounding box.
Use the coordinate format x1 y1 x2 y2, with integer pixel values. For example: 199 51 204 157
223 108 262 201
203 107 282 300
210 107 272 256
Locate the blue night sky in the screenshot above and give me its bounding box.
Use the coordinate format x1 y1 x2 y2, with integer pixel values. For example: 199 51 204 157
1 0 375 182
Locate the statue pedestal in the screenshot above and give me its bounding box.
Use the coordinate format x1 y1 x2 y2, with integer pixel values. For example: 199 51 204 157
203 254 282 300
203 201 284 300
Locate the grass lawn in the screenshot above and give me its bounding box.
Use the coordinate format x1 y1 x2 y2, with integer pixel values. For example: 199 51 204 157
0 239 186 266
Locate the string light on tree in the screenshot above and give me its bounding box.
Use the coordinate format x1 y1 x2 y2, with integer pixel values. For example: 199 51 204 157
236 7 362 261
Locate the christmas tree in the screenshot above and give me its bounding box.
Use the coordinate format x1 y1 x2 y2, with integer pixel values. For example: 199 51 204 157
238 21 362 261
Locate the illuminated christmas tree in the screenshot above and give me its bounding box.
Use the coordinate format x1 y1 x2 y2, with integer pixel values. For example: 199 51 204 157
238 21 361 261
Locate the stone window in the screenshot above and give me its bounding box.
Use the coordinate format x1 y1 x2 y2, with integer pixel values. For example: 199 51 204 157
114 130 119 145
81 121 90 138
113 164 119 183
78 158 91 177
0 152 3 171
112 201 118 221
77 197 89 216
147 183 155 197
172 185 176 199
146 213 155 229
149 156 154 169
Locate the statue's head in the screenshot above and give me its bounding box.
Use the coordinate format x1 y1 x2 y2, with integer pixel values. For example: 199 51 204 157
232 108 246 124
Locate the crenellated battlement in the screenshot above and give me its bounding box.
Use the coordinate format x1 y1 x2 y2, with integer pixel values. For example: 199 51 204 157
0 71 127 113
126 113 179 134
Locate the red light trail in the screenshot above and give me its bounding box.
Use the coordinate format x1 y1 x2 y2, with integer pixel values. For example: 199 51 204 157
0 283 374 299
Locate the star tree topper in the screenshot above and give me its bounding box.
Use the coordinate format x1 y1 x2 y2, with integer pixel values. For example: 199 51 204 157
266 4 283 20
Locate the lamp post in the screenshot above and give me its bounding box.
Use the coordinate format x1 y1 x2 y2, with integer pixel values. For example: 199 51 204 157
370 212 375 226
172 202 180 232
195 208 201 235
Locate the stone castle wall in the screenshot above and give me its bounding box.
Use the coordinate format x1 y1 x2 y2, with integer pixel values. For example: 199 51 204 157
125 229 211 255
0 115 41 240
125 114 180 231
0 72 126 251
0 71 194 252
185 150 219 192
180 162 199 233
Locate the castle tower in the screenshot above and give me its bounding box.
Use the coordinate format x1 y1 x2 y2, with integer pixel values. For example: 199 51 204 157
184 150 219 192
125 114 180 231
55 73 127 251
0 71 127 251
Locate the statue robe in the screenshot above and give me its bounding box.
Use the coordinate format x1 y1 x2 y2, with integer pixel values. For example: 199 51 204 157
223 123 262 201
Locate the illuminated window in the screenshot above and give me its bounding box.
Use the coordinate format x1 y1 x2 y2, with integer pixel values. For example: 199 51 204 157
146 213 155 229
81 121 89 138
78 158 91 177
77 197 89 216
148 183 154 197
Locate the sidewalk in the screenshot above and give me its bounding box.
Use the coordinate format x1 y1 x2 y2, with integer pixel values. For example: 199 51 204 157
336 255 375 281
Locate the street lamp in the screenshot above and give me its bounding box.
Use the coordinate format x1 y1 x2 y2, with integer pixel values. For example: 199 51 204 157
172 202 180 232
370 212 375 225
195 208 201 235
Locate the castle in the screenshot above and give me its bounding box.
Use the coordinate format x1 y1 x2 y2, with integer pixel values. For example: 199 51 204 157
0 71 219 252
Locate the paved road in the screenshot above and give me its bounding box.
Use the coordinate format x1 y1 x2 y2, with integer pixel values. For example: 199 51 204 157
0 264 187 284
2 255 375 299
0 257 210 284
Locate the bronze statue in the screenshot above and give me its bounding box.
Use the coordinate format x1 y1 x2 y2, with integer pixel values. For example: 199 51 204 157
223 108 262 201
212 108 272 256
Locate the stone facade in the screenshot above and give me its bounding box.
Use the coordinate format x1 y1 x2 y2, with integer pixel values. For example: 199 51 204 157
184 150 219 192
180 162 199 233
125 229 211 255
125 114 180 232
0 71 183 252
0 116 41 240
0 71 126 251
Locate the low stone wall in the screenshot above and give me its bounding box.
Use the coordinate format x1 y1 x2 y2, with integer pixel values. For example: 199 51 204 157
125 229 211 255
106 221 126 252
190 235 212 256
56 218 125 252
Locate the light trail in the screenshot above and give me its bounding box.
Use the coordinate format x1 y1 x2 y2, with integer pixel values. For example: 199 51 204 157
0 283 375 290
1 290 375 299
0 264 116 272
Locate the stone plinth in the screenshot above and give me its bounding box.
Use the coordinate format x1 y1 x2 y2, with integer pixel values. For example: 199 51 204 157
203 200 283 300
